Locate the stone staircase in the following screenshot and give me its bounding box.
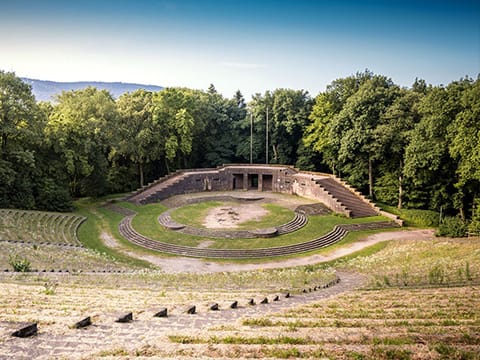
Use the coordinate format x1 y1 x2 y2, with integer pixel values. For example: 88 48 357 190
128 174 188 205
276 212 308 235
314 178 378 218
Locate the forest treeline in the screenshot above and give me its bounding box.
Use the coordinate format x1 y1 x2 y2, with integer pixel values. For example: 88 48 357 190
1 70 479 224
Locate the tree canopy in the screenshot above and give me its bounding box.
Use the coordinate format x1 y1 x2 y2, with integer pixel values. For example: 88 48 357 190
1 70 479 221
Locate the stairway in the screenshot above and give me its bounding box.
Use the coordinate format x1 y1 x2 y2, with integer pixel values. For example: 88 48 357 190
128 174 187 205
314 178 378 218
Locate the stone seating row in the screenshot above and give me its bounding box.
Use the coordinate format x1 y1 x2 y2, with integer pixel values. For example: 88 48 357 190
8 276 341 338
157 209 308 239
117 206 398 258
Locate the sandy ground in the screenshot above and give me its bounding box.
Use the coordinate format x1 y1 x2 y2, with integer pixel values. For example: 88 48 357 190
202 204 269 228
102 228 435 273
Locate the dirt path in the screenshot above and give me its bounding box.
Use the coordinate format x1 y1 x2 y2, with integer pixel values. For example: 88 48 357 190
101 229 435 273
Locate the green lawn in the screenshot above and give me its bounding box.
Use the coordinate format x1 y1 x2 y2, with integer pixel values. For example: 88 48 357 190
119 200 389 249
75 198 154 268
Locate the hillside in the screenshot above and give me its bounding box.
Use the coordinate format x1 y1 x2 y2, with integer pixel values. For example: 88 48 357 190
21 78 163 101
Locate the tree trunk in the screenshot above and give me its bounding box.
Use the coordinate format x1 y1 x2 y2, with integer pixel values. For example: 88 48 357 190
272 144 278 163
1 133 7 157
398 160 403 209
139 163 144 188
164 157 170 174
368 156 373 199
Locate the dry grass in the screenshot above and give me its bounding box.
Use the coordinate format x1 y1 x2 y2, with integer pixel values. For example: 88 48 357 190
80 286 480 359
336 237 480 287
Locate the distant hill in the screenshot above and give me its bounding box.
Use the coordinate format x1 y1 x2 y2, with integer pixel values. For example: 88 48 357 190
21 78 164 102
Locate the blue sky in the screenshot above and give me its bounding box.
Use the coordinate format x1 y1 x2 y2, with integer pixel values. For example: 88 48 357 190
0 0 478 98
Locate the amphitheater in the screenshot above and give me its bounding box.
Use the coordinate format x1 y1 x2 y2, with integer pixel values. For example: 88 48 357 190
2 164 479 360
114 164 401 259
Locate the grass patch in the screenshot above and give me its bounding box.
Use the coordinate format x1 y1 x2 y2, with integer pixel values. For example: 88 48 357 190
170 201 295 229
168 335 314 345
378 203 439 228
75 198 153 269
170 201 223 227
339 237 480 287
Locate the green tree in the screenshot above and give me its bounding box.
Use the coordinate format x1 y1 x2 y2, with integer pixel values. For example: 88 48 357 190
0 71 62 209
46 87 117 197
247 89 311 165
150 88 196 172
403 86 456 211
447 78 480 216
331 75 399 197
303 93 336 171
374 88 422 208
115 89 155 187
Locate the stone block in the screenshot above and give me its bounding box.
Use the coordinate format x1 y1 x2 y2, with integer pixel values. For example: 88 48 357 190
12 323 37 338
153 308 168 318
73 317 92 329
115 312 133 323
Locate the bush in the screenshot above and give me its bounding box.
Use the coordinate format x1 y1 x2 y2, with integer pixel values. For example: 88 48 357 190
8 254 32 272
468 198 480 236
377 204 439 227
436 216 468 237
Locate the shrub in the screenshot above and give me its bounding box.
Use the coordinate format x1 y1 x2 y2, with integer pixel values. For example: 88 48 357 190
436 216 468 237
8 254 31 272
377 204 439 227
468 198 480 236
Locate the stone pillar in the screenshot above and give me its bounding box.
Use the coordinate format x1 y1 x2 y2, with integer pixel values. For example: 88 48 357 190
243 173 248 190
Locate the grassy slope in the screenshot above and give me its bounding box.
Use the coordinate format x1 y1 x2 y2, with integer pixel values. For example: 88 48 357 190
75 198 153 269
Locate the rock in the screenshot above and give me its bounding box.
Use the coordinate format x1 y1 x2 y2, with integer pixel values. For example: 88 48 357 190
230 301 238 309
73 317 92 329
115 312 133 323
273 295 279 301
209 303 219 311
186 305 196 314
260 297 268 304
12 323 37 338
285 292 291 298
153 308 168 318
248 298 255 306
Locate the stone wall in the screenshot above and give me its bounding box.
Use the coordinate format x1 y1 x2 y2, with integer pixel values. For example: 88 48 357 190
127 164 382 220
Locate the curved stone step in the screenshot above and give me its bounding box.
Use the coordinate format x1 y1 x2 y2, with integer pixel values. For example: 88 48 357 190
118 210 396 258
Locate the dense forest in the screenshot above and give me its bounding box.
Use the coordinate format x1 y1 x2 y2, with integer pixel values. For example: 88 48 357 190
1 70 479 230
